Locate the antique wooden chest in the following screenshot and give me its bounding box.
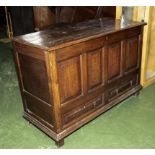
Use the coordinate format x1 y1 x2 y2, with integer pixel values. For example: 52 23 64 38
12 18 146 147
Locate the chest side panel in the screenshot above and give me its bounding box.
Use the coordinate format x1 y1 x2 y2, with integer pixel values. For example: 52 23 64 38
12 42 54 129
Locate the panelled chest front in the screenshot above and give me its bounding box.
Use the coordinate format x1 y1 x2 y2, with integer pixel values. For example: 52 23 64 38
12 18 146 146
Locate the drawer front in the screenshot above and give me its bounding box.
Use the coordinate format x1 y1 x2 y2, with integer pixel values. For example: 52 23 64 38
108 74 138 102
62 96 103 126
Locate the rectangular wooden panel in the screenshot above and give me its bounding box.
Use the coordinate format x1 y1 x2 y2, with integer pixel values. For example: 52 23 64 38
24 93 53 127
87 48 102 90
57 56 82 103
18 53 51 104
124 36 139 73
107 42 122 82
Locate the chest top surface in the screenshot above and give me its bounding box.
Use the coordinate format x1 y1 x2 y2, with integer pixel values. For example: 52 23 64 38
13 18 146 50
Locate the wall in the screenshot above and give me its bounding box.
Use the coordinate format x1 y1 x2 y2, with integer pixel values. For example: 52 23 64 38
145 7 155 81
116 6 155 87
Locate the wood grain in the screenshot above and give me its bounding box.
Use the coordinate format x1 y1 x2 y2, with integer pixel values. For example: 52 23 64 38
12 18 146 146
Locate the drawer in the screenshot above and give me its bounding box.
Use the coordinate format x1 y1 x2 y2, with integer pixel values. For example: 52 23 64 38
62 96 103 126
108 75 138 101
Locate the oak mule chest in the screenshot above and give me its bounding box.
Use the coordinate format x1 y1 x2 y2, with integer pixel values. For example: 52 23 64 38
12 18 146 147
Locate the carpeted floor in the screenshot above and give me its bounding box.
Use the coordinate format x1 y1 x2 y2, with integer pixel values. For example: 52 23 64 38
0 42 155 149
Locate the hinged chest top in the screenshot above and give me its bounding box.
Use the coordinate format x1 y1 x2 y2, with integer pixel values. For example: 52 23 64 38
12 18 146 147
13 18 146 50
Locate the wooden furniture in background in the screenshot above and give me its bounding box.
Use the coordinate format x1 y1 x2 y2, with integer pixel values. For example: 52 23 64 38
2 6 115 36
12 18 146 147
5 6 13 39
9 6 35 36
32 6 116 30
55 6 116 24
33 6 55 31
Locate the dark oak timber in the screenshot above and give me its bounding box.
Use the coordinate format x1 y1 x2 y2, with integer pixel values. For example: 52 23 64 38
12 18 146 147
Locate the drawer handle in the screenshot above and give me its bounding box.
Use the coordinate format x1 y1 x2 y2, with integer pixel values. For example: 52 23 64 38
106 36 108 41
93 102 96 108
130 81 133 86
116 89 118 94
110 89 117 95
